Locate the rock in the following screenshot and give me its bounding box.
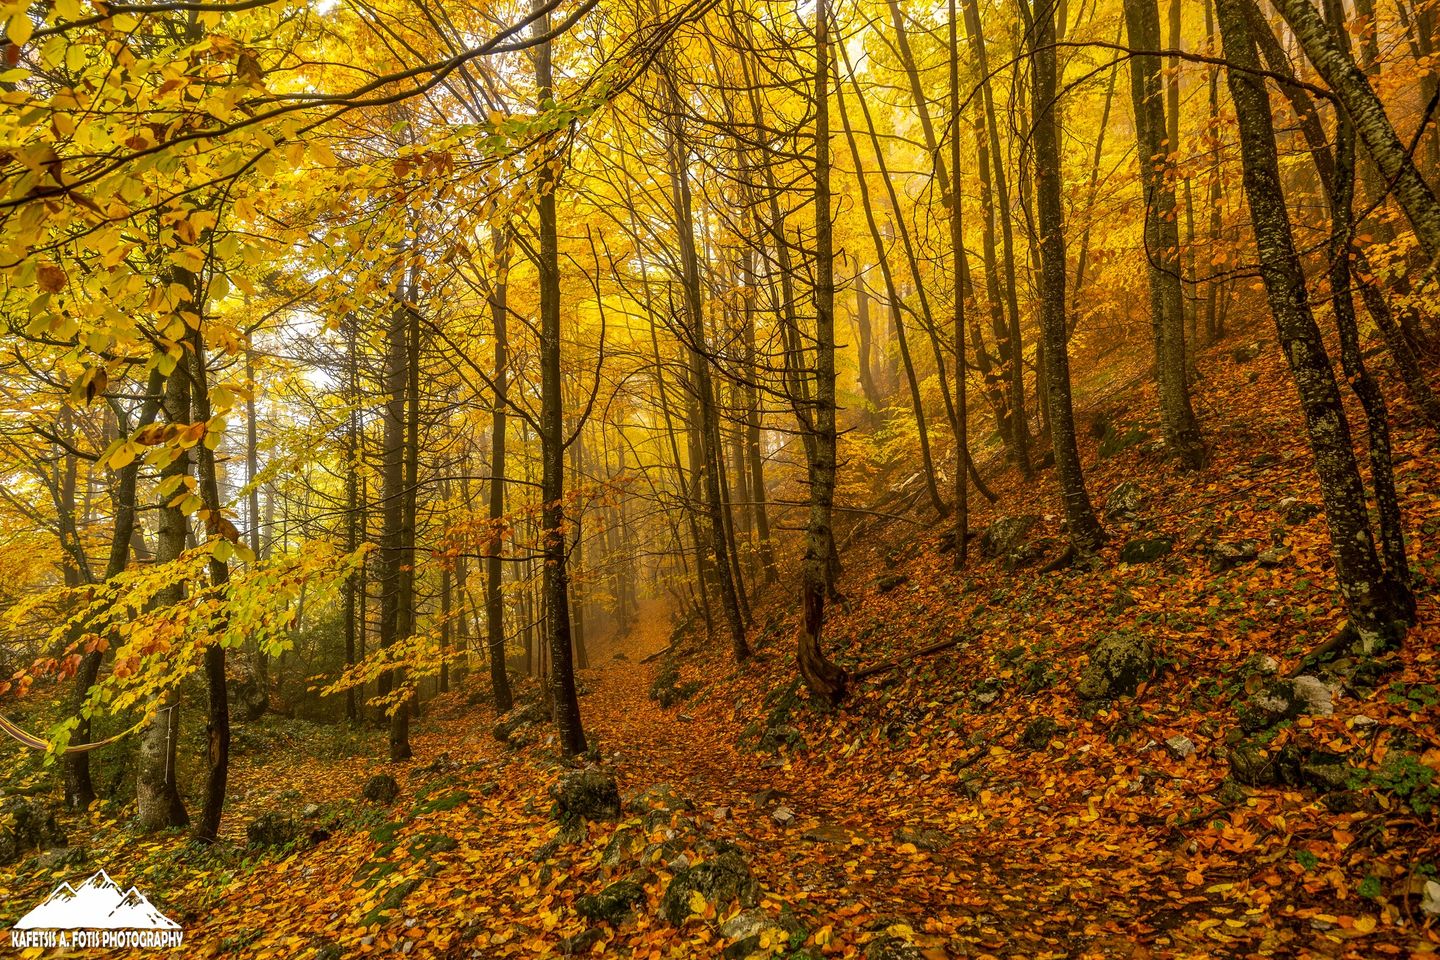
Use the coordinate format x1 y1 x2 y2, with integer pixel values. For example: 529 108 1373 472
1231 342 1264 363
1299 751 1355 792
1239 676 1335 731
863 936 926 960
1422 881 1440 917
1290 675 1334 716
875 573 909 594
1076 631 1154 700
801 823 855 845
313 941 344 960
1104 480 1147 518
1227 738 1303 787
660 850 759 924
751 787 787 808
493 699 549 744
559 926 606 955
601 827 643 868
649 660 701 709
1208 539 1260 572
575 879 646 925
626 783 695 816
362 774 400 804
771 805 795 826
895 827 951 852
301 803 322 818
551 768 621 825
719 909 769 941
1164 735 1196 760
35 845 86 872
1257 546 1290 567
1119 536 1173 564
979 515 1040 560
0 798 65 863
1019 716 1061 750
246 812 302 848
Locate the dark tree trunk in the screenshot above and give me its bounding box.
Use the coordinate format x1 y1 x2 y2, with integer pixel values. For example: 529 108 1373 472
536 3 586 755
136 368 190 833
486 231 515 713
187 321 232 844
798 0 848 706
1026 0 1105 552
1122 0 1206 468
1216 0 1408 650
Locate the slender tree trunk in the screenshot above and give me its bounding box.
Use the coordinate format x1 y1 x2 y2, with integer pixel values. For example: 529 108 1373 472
1271 0 1440 261
66 371 165 808
963 0 1032 475
187 321 232 844
536 5 586 754
136 368 190 833
664 105 749 660
1216 0 1408 650
1026 0 1105 552
1123 0 1206 467
835 79 949 517
486 231 515 713
797 0 848 705
949 0 969 568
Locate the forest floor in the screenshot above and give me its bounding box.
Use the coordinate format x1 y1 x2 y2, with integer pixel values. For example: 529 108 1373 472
3 336 1440 959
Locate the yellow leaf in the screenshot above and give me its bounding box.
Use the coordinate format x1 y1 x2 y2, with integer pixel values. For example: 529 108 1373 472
687 890 707 916
8 12 35 46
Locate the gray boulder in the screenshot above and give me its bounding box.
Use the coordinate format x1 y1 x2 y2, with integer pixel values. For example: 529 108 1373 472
246 811 302 848
1208 539 1260 572
1105 481 1147 518
1119 536 1172 564
863 936 926 960
1076 632 1154 700
979 515 1040 561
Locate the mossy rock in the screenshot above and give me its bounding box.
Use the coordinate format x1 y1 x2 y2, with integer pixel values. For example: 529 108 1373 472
1076 631 1154 700
362 774 400 804
550 768 621 825
659 850 759 924
246 812 302 848
575 879 646 925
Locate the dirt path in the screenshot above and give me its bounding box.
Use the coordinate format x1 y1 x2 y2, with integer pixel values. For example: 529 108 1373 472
576 601 1068 957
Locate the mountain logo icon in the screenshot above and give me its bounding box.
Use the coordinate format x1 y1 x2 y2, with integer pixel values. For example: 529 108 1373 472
9 870 183 950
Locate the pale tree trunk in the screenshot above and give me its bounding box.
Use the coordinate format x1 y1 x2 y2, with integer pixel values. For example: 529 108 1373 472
486 230 515 712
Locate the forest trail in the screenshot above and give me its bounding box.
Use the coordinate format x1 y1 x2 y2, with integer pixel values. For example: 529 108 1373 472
574 600 1074 957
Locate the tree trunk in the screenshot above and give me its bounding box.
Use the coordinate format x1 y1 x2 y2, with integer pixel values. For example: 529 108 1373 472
1122 0 1206 467
1216 0 1408 650
536 3 586 755
136 368 190 833
1026 0 1105 552
486 230 515 713
1271 0 1440 260
797 0 848 706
